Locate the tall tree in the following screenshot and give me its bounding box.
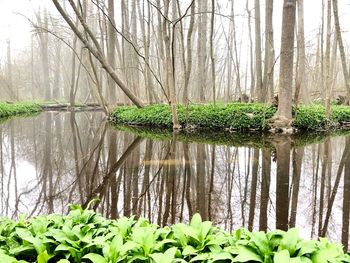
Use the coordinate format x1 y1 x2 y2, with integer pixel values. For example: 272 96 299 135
107 0 117 105
254 0 263 101
263 0 274 102
332 0 350 104
274 0 297 124
295 0 307 104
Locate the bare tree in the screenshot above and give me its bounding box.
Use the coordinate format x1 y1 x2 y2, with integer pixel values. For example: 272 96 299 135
332 0 350 104
274 0 297 125
52 0 144 108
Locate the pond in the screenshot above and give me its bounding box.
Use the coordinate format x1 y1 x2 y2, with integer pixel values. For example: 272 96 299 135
0 111 349 249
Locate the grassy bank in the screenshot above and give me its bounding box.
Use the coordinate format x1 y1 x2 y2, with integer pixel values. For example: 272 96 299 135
0 102 42 119
0 205 348 262
111 103 350 131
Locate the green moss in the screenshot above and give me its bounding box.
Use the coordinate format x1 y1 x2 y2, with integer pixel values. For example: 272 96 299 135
111 103 350 131
111 103 276 131
0 102 42 119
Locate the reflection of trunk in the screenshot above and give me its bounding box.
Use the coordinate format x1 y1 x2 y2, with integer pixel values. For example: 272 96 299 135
275 137 291 231
322 138 350 236
289 148 304 227
342 138 350 251
259 149 271 231
183 143 193 217
9 123 18 215
208 145 216 220
83 136 144 207
196 144 207 220
69 112 81 203
162 133 177 225
42 113 53 212
248 149 259 231
138 139 153 218
311 145 320 237
318 138 330 235
108 131 117 218
131 145 140 215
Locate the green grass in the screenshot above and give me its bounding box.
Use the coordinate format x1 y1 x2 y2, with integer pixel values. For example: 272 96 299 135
0 205 349 262
111 103 350 131
0 102 42 119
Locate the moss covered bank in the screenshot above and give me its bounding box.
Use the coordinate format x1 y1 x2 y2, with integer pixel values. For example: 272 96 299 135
0 102 42 119
111 103 350 131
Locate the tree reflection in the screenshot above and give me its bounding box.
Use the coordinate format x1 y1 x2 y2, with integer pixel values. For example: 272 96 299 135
1 112 350 247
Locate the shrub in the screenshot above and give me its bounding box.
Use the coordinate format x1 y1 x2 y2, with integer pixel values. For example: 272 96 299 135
0 206 349 262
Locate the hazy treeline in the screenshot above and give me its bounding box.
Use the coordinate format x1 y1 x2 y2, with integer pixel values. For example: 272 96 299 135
0 0 348 107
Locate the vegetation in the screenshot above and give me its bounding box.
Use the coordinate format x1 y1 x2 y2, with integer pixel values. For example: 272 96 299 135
0 102 42 119
111 103 350 131
0 205 349 263
114 124 350 149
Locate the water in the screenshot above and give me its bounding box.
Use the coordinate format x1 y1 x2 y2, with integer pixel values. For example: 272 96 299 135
0 111 349 249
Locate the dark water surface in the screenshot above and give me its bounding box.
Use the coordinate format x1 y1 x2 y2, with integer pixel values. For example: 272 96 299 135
1 112 350 248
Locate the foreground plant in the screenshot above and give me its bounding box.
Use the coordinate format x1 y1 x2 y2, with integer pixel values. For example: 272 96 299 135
0 205 349 262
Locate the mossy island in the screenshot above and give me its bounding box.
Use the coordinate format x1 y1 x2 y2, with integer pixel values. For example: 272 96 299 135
110 103 350 133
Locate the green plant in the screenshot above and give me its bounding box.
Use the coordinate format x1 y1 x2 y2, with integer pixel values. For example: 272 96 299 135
0 206 349 262
111 103 350 131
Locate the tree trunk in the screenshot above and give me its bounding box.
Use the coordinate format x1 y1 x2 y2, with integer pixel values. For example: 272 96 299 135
276 0 297 121
107 0 117 105
295 0 307 104
325 0 332 121
52 0 144 108
254 0 263 102
332 0 350 103
162 0 180 129
263 0 274 102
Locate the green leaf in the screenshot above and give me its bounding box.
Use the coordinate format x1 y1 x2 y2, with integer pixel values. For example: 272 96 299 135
251 231 270 254
274 250 290 263
82 253 108 263
190 214 202 230
37 250 51 263
279 228 299 255
233 246 262 262
0 252 18 263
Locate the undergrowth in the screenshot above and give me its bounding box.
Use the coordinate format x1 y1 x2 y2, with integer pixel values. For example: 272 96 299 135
111 103 350 131
0 102 42 119
0 205 349 262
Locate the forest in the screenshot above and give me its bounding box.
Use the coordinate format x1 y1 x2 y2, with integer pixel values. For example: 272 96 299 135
1 0 350 262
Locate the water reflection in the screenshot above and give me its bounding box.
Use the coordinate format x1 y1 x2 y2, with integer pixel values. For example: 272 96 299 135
0 112 350 248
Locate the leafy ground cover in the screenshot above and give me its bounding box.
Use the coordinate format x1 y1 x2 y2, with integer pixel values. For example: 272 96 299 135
111 103 350 131
0 205 349 262
0 102 42 119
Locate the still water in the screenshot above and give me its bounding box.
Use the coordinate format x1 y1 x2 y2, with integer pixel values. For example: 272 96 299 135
0 112 349 248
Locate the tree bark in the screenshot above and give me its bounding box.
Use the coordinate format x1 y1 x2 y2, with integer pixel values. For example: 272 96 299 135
254 0 263 101
276 0 297 121
332 0 350 103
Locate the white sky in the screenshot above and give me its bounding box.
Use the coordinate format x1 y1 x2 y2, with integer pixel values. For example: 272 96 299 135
0 0 350 61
